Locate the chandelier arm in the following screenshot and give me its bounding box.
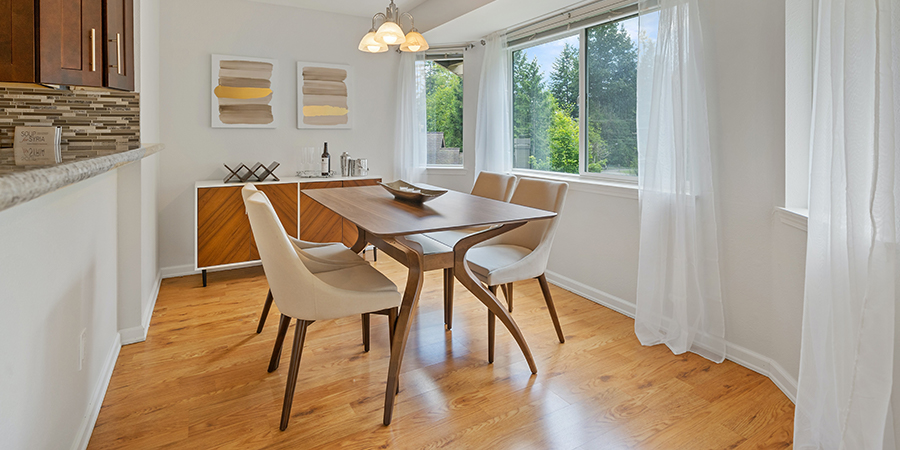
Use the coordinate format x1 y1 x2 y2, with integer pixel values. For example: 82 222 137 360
400 12 414 31
372 12 386 29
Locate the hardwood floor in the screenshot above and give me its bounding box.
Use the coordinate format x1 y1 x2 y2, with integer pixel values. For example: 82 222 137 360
88 257 794 449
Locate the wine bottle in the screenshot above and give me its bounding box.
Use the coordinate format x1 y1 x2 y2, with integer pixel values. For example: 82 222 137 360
321 142 330 176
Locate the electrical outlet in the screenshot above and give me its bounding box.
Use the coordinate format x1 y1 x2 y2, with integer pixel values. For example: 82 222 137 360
79 329 86 371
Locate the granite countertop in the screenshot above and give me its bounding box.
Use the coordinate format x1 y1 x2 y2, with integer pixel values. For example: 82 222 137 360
0 143 163 213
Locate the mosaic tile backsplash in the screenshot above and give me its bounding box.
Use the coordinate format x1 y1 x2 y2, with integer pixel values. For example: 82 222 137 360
0 86 140 165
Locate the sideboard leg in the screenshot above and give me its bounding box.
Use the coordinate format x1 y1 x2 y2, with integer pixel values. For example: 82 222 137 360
202 269 208 287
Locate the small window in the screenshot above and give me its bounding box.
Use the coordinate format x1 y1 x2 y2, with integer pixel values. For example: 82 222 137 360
512 35 580 174
509 13 643 179
425 58 463 166
585 15 640 176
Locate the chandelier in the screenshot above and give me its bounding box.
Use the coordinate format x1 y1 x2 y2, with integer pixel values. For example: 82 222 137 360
358 1 429 53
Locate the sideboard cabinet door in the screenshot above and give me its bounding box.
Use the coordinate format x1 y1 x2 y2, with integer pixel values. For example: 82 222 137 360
299 181 344 243
197 186 251 268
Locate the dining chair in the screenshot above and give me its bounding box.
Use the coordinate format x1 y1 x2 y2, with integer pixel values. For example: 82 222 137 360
243 186 401 430
417 172 516 327
462 178 569 362
242 184 369 334
363 171 516 333
423 172 516 324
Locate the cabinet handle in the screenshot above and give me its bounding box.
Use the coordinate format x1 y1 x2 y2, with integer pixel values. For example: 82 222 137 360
90 29 96 71
108 33 123 75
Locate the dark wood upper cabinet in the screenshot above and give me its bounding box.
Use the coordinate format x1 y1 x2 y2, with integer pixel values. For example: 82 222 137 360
0 0 36 82
39 0 104 87
0 0 134 90
103 0 132 90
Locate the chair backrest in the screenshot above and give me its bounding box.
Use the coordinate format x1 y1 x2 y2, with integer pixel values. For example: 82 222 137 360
494 178 568 255
243 185 323 320
470 171 516 202
241 183 259 202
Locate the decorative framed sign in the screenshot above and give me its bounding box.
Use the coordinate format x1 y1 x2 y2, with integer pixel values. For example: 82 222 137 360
297 61 353 129
211 54 277 128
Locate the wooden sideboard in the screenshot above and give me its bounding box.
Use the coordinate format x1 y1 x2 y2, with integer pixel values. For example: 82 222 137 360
195 177 381 286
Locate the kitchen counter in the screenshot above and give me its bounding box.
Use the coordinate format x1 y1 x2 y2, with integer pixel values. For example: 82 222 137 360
0 143 164 213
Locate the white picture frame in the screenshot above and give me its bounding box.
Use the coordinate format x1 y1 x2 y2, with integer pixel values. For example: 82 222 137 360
211 54 278 128
297 61 353 129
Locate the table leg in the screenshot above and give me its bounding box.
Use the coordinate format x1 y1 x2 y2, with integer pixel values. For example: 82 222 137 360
350 227 368 254
381 235 424 425
453 223 538 374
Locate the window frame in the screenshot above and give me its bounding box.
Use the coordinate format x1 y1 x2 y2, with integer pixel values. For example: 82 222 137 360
423 54 465 169
508 13 640 185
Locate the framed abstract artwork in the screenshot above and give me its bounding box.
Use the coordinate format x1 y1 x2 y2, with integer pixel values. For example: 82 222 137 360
297 61 353 129
211 54 277 128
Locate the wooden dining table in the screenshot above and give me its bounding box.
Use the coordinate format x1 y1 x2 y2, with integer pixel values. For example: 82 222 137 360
302 184 557 425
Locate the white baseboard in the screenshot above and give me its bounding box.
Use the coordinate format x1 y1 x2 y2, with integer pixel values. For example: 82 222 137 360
544 269 798 403
72 333 121 450
161 261 263 279
118 325 146 345
545 269 636 318
119 271 162 345
724 341 798 402
160 263 195 279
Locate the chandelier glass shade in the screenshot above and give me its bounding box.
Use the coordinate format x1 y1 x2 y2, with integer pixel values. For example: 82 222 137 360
359 1 428 53
358 28 388 53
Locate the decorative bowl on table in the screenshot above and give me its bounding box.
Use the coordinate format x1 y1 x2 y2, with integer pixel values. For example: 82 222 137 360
379 180 448 203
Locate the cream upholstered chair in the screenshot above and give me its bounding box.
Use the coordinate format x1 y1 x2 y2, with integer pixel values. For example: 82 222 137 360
416 172 516 326
243 186 401 431
242 184 368 333
463 178 568 361
393 171 516 329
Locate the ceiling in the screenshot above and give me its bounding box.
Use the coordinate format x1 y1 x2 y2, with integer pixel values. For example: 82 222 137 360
247 0 429 18
247 0 598 45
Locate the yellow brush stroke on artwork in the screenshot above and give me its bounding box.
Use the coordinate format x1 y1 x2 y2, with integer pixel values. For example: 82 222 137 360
214 86 272 99
303 105 349 117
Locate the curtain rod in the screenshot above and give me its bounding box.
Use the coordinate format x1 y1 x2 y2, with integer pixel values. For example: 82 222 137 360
505 0 635 42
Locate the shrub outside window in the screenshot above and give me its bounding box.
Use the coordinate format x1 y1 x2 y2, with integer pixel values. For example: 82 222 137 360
424 58 463 166
511 14 642 178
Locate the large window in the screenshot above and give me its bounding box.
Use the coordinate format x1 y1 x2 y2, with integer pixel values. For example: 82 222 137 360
511 14 642 178
425 58 463 166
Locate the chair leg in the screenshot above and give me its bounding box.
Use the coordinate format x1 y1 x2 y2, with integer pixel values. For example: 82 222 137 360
443 268 454 330
537 274 565 343
362 314 371 352
500 283 514 312
257 289 274 334
388 307 399 394
488 285 498 363
268 314 291 372
388 307 397 349
280 319 311 431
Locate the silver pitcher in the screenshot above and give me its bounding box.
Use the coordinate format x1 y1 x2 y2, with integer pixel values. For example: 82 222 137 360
340 152 350 177
350 158 368 177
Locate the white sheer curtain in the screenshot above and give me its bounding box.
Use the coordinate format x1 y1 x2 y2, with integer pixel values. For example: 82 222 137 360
634 0 726 363
793 0 900 448
474 31 512 174
394 52 426 183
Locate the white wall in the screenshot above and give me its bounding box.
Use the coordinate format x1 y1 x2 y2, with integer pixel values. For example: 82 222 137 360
156 0 400 273
0 172 121 450
137 0 161 143
423 0 808 398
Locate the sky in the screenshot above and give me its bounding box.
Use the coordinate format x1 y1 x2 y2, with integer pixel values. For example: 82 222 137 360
516 14 658 82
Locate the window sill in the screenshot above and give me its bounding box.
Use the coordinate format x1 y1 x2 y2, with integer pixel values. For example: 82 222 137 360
426 166 467 176
512 170 638 199
776 207 808 232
